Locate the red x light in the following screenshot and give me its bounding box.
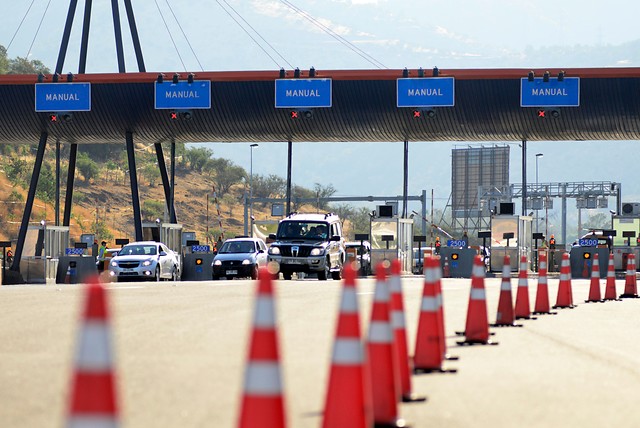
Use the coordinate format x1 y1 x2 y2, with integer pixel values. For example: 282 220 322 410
170 112 178 120
49 114 58 122
413 110 421 118
290 110 299 119
537 109 546 118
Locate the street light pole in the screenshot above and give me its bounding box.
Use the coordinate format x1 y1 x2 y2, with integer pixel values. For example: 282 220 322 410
535 153 543 235
249 144 259 237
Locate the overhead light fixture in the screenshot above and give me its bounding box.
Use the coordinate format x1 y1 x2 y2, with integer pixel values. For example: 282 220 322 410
543 71 550 82
417 67 424 78
37 73 44 83
294 68 300 78
402 68 409 78
432 67 439 77
172 73 179 84
66 72 73 82
558 71 565 82
187 73 194 84
279 68 285 78
157 73 164 83
309 67 316 77
528 71 534 82
52 73 59 83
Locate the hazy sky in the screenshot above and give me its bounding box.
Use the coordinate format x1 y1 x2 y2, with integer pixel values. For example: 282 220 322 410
2 1 639 238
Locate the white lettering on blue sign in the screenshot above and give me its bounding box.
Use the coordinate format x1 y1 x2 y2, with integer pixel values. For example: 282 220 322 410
45 93 81 101
531 88 568 96
164 90 201 99
407 88 443 96
285 89 320 97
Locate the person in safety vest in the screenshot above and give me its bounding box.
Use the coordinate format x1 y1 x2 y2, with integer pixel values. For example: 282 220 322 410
549 235 556 272
434 237 441 255
97 241 107 271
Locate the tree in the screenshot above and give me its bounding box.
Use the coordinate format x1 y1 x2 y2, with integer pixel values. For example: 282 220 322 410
251 174 287 203
185 147 213 172
349 207 374 239
0 45 9 75
76 152 99 182
313 183 337 210
8 57 50 74
584 212 610 231
214 163 246 195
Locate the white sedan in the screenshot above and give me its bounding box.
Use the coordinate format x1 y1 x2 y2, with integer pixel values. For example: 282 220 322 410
108 241 180 282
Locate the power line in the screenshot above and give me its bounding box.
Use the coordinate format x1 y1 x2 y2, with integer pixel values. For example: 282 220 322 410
163 0 205 72
26 0 53 60
279 0 387 69
215 0 292 69
154 0 187 72
6 0 37 52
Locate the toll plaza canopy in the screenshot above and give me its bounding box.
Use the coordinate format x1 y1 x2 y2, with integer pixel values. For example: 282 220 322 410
1 67 640 145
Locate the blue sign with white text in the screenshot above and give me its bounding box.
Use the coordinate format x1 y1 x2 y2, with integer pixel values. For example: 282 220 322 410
275 79 332 108
35 83 91 112
397 77 455 107
155 81 211 109
520 77 580 107
447 239 467 248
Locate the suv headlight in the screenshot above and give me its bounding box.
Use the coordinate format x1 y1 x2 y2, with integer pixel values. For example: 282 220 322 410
213 260 222 266
242 259 251 265
310 248 324 256
268 246 280 255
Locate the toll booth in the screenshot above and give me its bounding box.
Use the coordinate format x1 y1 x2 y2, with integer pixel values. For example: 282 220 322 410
21 224 70 283
182 243 215 281
56 243 99 284
569 244 610 279
369 217 413 274
439 245 477 278
489 214 533 273
611 216 640 270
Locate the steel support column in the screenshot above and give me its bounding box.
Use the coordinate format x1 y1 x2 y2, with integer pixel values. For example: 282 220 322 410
63 144 78 226
402 140 409 218
55 0 79 74
111 0 126 72
170 141 176 223
11 133 48 271
155 143 176 223
286 141 292 215
55 140 60 226
521 139 527 216
123 0 146 72
126 132 143 241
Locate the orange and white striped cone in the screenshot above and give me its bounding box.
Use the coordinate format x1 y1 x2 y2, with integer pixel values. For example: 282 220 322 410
367 263 406 427
553 253 576 309
585 253 603 303
619 254 639 298
389 259 426 402
582 260 589 278
533 251 556 315
514 256 536 320
67 276 119 428
604 253 620 301
414 256 457 374
492 256 522 327
322 263 372 428
457 256 498 346
238 267 286 428
434 257 459 363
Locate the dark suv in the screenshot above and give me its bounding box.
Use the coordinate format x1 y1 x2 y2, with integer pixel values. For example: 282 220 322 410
268 213 346 280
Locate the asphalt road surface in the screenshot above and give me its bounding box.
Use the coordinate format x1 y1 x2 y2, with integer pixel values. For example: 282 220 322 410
2 273 640 428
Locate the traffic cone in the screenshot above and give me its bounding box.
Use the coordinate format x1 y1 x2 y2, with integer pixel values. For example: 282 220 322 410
604 253 620 301
238 267 286 428
619 254 639 298
514 256 535 320
389 259 426 402
67 276 119 428
585 253 603 303
442 256 450 278
434 256 459 364
533 251 556 315
553 253 575 309
367 263 406 427
414 256 457 373
492 256 521 327
322 263 372 428
457 255 498 346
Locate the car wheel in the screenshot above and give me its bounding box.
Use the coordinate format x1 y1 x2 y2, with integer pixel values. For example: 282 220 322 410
331 259 343 281
171 266 179 281
154 266 161 282
318 261 329 281
282 272 292 280
251 265 259 280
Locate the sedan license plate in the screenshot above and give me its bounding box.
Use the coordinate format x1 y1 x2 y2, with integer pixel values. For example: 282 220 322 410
123 268 133 272
226 270 238 275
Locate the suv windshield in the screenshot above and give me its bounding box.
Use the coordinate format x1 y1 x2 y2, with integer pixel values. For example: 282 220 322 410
278 221 329 240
